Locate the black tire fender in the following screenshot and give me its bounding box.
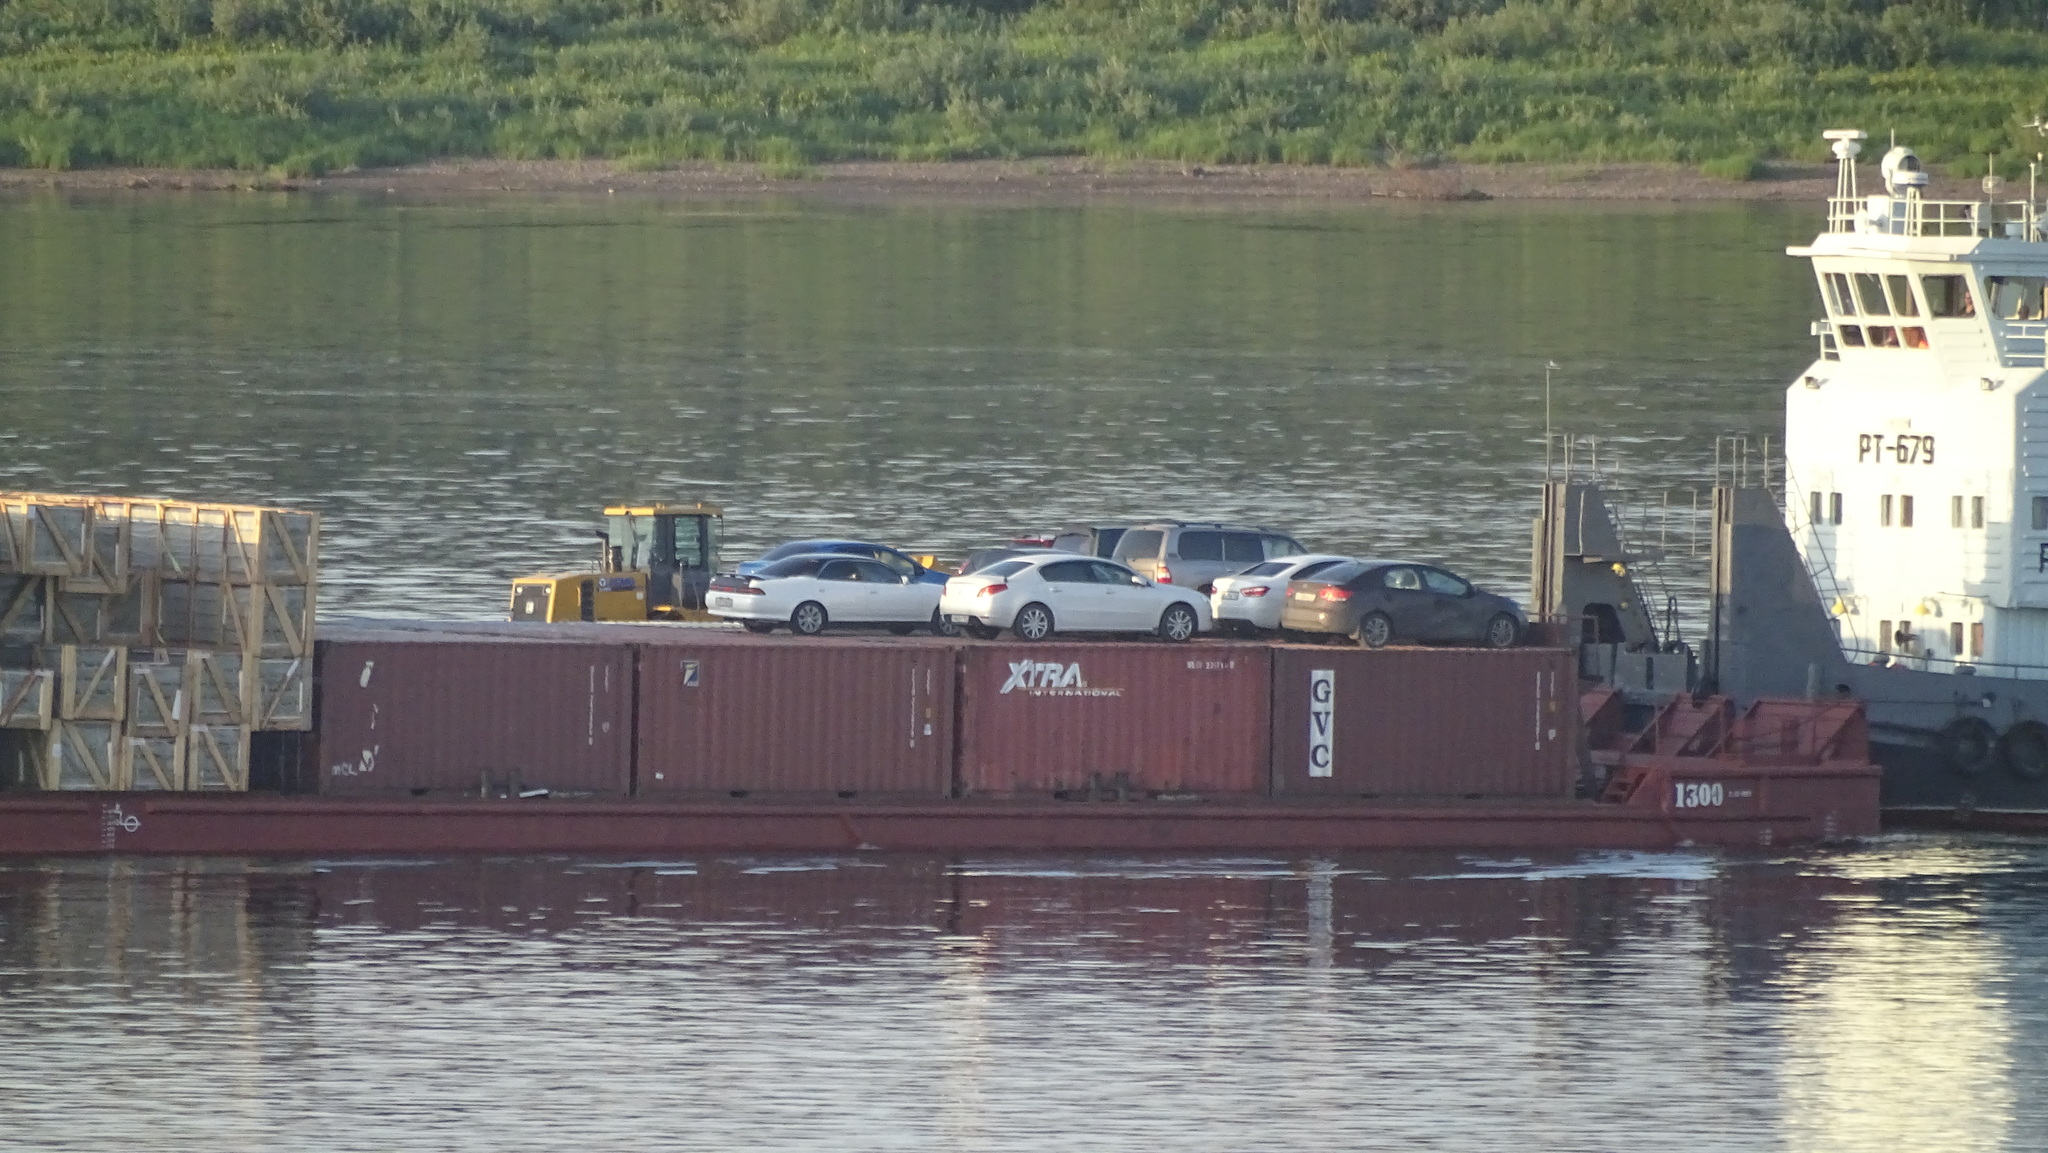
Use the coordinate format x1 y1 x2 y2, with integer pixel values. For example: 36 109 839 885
1939 716 1998 776
2000 720 2048 781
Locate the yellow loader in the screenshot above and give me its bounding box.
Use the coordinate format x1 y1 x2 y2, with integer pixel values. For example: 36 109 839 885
509 502 724 623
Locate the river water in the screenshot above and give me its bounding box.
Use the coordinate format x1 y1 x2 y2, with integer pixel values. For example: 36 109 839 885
4 193 2042 1150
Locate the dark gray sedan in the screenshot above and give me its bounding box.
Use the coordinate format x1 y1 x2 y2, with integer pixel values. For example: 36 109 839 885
1279 560 1524 649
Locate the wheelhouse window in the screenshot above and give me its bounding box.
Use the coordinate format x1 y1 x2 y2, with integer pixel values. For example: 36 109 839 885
1902 327 1929 349
1853 273 1892 315
1837 325 1866 347
1987 276 2048 320
1922 275 1977 318
1868 326 1900 348
1824 272 1857 315
1886 275 1921 316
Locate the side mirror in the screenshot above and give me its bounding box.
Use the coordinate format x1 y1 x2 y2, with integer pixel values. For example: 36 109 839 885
900 575 912 585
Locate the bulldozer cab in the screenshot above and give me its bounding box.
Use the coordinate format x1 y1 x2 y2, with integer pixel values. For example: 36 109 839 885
605 502 723 617
509 501 723 623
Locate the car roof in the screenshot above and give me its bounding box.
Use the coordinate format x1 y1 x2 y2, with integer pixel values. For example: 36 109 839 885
1123 521 1295 534
759 552 891 569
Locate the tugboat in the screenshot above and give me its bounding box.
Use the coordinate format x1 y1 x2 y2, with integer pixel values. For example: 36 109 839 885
1689 128 2048 828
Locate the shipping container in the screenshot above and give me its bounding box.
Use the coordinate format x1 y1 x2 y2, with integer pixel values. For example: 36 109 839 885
312 637 633 796
957 643 1272 796
635 634 956 797
1269 646 1577 798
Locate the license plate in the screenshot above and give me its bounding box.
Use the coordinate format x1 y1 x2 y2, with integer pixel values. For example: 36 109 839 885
1221 591 1239 600
946 614 970 623
712 596 732 608
1292 591 1315 602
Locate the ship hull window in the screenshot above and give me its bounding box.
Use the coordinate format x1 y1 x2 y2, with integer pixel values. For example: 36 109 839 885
1826 272 1857 315
1879 620 1894 653
1900 495 1915 527
1887 274 1922 317
1812 491 1823 525
1832 493 1844 524
1838 325 1866 347
1972 622 1984 658
1988 276 2048 320
1902 326 1929 349
1952 495 1963 528
1973 496 1985 529
1922 275 1977 318
1854 273 1893 315
1882 495 1894 526
1952 622 1965 658
2033 496 2048 531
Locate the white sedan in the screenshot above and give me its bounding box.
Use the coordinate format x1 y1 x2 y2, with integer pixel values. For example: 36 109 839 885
942 555 1211 642
1210 554 1359 634
707 554 948 636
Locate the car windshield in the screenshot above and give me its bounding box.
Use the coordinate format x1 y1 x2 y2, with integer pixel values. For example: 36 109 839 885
979 560 1032 578
1240 561 1292 577
758 557 825 578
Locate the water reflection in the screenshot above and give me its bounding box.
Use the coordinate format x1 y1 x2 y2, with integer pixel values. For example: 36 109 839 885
3 842 2044 1150
0 196 1814 620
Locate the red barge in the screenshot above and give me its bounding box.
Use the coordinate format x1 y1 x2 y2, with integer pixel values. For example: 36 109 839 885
0 618 1879 856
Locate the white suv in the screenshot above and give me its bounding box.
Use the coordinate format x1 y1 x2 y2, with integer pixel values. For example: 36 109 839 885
1110 523 1308 594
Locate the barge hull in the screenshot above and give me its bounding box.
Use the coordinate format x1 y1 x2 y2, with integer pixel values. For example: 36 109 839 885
0 780 1871 856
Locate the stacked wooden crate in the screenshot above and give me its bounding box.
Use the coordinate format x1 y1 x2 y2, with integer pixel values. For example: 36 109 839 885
0 493 318 791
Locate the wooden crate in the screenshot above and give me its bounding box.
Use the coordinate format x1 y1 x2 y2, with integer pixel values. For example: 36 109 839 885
187 724 250 791
0 669 53 730
122 733 186 791
128 656 190 738
249 657 310 731
51 645 127 722
0 499 91 578
46 589 106 646
56 499 131 594
0 574 44 645
245 583 314 658
158 580 233 649
187 650 249 727
37 719 120 790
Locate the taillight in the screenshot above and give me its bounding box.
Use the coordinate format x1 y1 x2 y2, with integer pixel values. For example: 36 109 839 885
978 583 1007 597
1317 587 1351 601
1241 586 1270 598
1157 566 1172 584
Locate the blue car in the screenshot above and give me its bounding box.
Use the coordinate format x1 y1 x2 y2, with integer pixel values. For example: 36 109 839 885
735 540 949 585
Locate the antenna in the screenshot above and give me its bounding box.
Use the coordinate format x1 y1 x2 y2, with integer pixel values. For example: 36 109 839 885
1544 360 1560 480
1824 129 1866 202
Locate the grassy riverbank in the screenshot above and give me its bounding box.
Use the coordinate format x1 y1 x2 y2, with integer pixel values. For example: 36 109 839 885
3 0 2046 175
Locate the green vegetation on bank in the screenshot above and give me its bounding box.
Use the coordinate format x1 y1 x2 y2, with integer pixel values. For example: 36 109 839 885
2 0 2046 173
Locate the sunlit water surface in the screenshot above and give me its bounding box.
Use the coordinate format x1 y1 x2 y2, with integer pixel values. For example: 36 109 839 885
2 843 2046 1152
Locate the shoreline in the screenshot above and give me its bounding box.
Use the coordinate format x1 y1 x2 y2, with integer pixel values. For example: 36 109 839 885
0 157 1946 205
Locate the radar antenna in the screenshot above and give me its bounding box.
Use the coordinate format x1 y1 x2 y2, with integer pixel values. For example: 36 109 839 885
1823 129 1866 201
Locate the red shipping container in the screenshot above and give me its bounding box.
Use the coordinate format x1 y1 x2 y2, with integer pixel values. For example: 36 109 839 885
958 643 1271 796
635 636 956 796
312 636 633 796
1269 646 1576 798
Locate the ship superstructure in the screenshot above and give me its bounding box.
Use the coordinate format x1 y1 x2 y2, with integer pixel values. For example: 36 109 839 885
1786 130 2048 679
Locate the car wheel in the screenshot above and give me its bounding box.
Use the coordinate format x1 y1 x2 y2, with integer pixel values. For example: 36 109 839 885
791 601 828 636
741 621 776 635
1013 603 1055 641
1482 613 1520 649
929 610 962 638
1158 604 1198 643
1356 611 1393 649
966 622 1001 641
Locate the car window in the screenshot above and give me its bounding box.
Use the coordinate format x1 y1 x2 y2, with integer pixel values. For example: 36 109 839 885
759 557 823 578
980 560 1032 578
1221 533 1263 563
857 560 901 583
1265 536 1306 558
1040 560 1097 583
872 550 917 576
1090 561 1141 585
1177 531 1223 561
1113 530 1165 561
1095 528 1126 557
1383 567 1424 591
1241 561 1292 578
1315 562 1367 585
1051 533 1091 554
1293 560 1343 580
819 560 862 582
1422 568 1470 597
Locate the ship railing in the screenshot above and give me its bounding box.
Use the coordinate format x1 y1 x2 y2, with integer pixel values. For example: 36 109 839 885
1841 645 2048 682
1827 195 2043 239
2002 321 2048 367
